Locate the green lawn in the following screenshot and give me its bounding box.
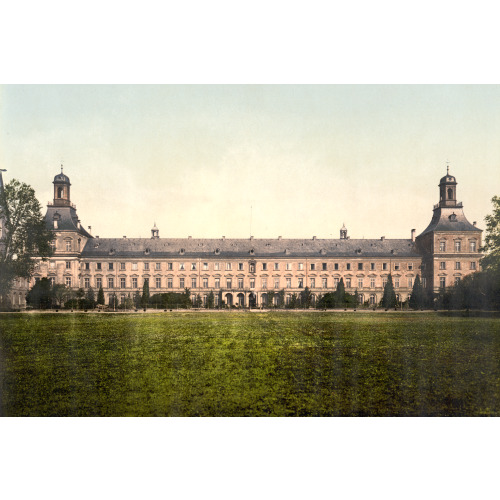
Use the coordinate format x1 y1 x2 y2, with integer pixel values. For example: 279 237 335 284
0 312 499 416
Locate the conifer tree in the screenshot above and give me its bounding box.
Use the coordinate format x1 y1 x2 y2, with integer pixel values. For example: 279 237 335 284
97 286 105 305
382 274 397 308
409 275 424 309
336 278 345 307
141 280 150 308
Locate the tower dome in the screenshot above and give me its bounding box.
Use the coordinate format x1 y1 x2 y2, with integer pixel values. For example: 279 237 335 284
52 165 71 206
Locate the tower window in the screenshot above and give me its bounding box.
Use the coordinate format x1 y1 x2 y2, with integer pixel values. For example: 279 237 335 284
58 187 63 198
447 188 453 199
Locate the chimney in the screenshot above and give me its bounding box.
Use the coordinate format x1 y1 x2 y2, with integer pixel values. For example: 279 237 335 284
411 229 416 242
88 226 92 234
381 236 385 241
123 236 127 239
250 236 254 240
188 236 192 239
222 236 225 240
473 221 477 226
312 236 317 240
278 236 282 240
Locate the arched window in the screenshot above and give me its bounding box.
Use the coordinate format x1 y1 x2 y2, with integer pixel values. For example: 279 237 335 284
57 187 63 198
447 188 453 199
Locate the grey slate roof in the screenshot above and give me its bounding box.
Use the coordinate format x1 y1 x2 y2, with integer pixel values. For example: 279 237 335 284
81 237 421 259
54 173 70 184
418 206 481 237
45 205 92 238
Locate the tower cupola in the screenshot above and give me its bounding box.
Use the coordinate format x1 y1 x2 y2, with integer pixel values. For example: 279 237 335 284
53 165 71 207
340 223 347 239
151 223 159 239
438 165 457 208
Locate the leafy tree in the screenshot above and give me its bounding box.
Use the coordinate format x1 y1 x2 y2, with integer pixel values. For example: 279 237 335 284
141 280 150 308
76 288 85 309
300 286 312 309
277 289 285 308
266 290 275 308
0 178 53 304
481 195 500 275
287 293 298 309
195 294 202 308
184 288 191 308
336 278 346 306
26 278 52 309
317 292 335 309
85 287 96 309
354 290 359 308
97 286 105 305
382 274 397 308
409 275 424 309
123 293 134 310
133 290 141 308
52 284 71 308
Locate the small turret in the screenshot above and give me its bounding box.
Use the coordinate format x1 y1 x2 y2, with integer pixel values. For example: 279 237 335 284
340 223 347 239
151 223 159 239
53 165 71 207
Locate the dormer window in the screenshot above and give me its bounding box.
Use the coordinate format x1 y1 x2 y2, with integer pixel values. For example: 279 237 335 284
449 213 457 221
179 248 185 255
214 248 220 255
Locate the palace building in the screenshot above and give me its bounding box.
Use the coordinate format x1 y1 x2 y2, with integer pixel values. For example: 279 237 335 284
2 168 483 308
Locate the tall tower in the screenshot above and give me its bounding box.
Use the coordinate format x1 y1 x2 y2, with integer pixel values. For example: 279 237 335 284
53 166 71 207
416 168 482 294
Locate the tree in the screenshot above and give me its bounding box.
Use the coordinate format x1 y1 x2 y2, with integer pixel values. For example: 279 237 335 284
481 195 500 275
97 286 105 305
382 274 397 308
195 294 202 308
26 278 52 309
76 288 85 309
300 286 312 309
354 290 359 308
52 284 71 308
267 290 275 308
207 291 215 309
85 287 96 309
336 278 345 307
409 275 424 310
277 289 285 308
0 178 53 305
141 280 150 308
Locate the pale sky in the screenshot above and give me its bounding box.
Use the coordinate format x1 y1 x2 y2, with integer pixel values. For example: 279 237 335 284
1 85 499 240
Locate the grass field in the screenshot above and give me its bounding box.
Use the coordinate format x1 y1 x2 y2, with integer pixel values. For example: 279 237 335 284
0 311 499 416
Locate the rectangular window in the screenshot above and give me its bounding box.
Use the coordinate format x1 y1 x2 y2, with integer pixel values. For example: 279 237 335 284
238 263 244 271
179 278 185 288
250 278 255 288
66 240 72 251
455 261 461 270
370 263 375 271
144 262 149 271
203 278 208 288
108 278 114 288
132 263 138 271
334 278 339 288
214 263 220 271
262 278 267 289
394 263 400 271
286 278 291 288
322 278 328 289
440 241 446 252
408 263 413 270
66 261 71 269
226 262 232 270
84 278 90 288
203 262 208 270
439 262 446 270
358 263 363 271
469 241 476 252
358 279 363 288
120 278 126 288
470 261 476 270
50 261 56 269
298 263 304 271
155 263 161 271
96 277 102 289
345 278 351 288
382 278 387 288
120 262 126 270
370 278 375 288
440 277 446 288
286 263 292 271
455 241 461 252
167 263 173 271
298 278 304 288
250 263 255 273
191 278 197 288
238 278 244 289
346 263 351 271
274 278 279 289
156 277 161 288
109 262 114 271
334 263 339 271
322 263 327 271
85 262 90 270
179 263 185 271
408 278 413 288
132 277 138 288
310 278 315 288
215 278 220 288
310 263 315 271
65 277 72 287
191 263 196 271
263 263 268 271
226 278 232 289
97 263 102 271
394 279 400 288
167 278 173 288
382 263 387 271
